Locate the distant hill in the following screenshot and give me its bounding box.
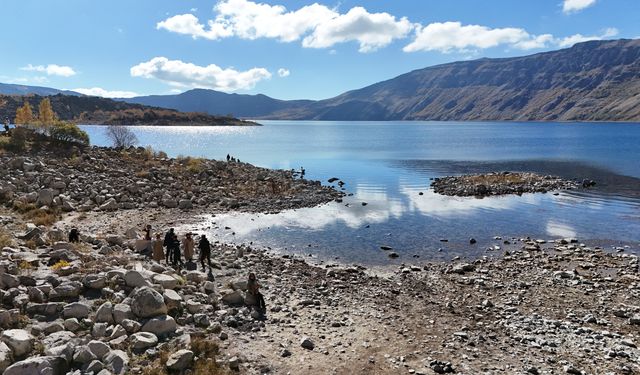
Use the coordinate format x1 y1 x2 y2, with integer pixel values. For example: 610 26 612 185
121 88 313 118
0 94 256 126
0 83 80 96
122 39 640 122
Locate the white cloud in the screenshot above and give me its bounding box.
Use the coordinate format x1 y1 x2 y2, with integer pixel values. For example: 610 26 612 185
157 0 412 52
130 57 272 92
557 27 618 47
403 22 552 53
72 87 139 98
21 64 76 77
301 7 413 52
277 68 290 77
562 0 597 14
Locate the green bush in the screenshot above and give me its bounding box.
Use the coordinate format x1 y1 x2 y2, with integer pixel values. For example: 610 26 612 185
49 122 90 146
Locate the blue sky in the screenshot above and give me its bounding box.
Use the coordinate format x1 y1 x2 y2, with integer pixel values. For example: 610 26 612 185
0 0 638 100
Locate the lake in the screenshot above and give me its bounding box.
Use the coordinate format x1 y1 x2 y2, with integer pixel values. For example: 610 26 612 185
80 121 640 265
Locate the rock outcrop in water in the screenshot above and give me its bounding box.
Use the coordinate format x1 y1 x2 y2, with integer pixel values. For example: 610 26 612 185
431 172 588 197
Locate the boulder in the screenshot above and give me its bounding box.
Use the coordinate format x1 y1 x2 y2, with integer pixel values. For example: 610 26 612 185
220 290 244 306
62 302 91 319
141 315 177 338
104 350 129 375
153 274 179 289
124 270 149 288
100 198 119 211
113 303 134 324
3 356 68 375
95 302 115 324
130 287 167 318
0 341 13 372
130 332 158 350
88 340 110 360
0 329 34 357
300 337 315 350
178 199 193 210
166 349 194 371
37 189 54 207
73 346 97 364
163 289 182 311
49 281 82 300
82 274 106 289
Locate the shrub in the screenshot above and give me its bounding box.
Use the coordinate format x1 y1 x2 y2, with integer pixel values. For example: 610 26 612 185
49 122 90 146
50 260 70 270
0 228 13 248
5 127 29 152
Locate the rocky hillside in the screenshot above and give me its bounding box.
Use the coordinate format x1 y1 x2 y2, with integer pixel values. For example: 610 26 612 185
0 83 80 97
123 39 640 121
0 94 257 126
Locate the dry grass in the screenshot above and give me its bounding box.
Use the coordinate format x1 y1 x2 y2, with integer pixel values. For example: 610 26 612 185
13 202 60 226
0 228 13 248
464 173 529 185
50 260 71 271
141 337 228 375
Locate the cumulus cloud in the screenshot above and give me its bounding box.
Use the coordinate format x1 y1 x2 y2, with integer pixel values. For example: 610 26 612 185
557 27 618 48
563 0 597 14
403 22 552 53
403 22 618 53
20 64 76 77
130 57 272 92
301 7 413 52
157 0 412 52
72 87 139 98
277 68 290 77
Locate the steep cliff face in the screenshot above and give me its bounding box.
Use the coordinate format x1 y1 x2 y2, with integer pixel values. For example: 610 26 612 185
264 39 640 121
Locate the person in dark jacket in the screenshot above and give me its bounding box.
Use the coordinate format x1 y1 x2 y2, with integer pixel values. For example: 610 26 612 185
170 233 182 268
198 234 212 271
163 228 175 264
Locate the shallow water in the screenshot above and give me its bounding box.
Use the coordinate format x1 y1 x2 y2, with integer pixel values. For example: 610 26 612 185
81 121 640 264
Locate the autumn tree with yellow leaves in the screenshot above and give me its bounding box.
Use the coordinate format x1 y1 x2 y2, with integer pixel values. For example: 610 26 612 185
14 101 34 125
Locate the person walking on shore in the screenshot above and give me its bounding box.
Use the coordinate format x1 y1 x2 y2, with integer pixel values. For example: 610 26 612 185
164 228 175 265
144 224 152 241
198 234 212 271
247 272 266 313
152 233 164 262
182 232 195 262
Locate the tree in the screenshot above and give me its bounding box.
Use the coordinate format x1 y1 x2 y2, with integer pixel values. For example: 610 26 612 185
37 98 57 132
49 122 90 146
14 101 34 125
105 125 138 148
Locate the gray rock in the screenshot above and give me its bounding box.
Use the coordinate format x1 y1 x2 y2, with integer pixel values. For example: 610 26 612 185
88 340 110 360
73 346 97 364
166 349 193 371
0 329 34 357
100 198 119 211
178 199 193 210
95 302 115 324
124 271 149 288
153 274 178 289
141 315 177 338
49 281 82 300
0 341 13 372
300 337 315 350
130 332 158 350
63 302 91 319
104 350 129 375
85 360 105 374
220 290 244 306
120 319 141 334
130 287 167 318
64 318 82 332
3 356 69 375
163 289 182 311
37 189 55 207
113 303 134 324
82 274 106 289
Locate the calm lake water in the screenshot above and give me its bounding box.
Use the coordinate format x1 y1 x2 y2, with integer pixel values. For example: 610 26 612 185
80 121 640 264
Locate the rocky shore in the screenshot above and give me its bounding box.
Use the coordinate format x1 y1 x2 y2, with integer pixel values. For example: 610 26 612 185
0 147 342 215
431 172 594 197
0 150 637 375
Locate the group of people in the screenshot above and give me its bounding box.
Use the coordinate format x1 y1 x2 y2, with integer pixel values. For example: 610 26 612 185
148 227 213 271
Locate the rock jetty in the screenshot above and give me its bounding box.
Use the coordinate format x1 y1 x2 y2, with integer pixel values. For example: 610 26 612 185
431 171 591 197
0 147 343 214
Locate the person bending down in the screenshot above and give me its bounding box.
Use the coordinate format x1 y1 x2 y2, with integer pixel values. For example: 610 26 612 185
247 272 266 313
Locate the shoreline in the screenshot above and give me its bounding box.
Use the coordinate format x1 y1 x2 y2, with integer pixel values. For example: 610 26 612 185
0 148 639 374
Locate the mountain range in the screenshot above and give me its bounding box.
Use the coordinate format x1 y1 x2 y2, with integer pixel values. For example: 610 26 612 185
2 39 640 122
